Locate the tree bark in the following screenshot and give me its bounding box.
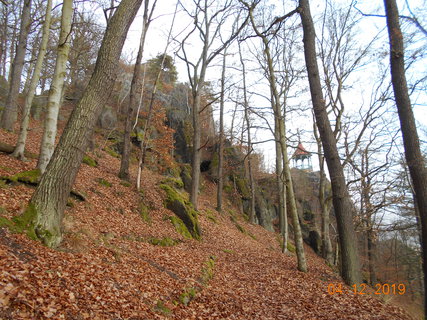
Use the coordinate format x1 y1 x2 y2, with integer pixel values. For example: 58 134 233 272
37 0 73 173
28 0 143 247
314 121 334 264
299 0 361 285
238 43 255 222
384 0 427 315
13 0 52 160
119 0 154 181
216 50 226 213
0 0 32 131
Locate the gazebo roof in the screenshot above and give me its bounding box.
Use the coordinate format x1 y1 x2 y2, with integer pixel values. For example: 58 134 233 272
293 142 310 157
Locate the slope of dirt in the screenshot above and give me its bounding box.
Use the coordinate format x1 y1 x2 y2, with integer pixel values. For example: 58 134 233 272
0 125 416 320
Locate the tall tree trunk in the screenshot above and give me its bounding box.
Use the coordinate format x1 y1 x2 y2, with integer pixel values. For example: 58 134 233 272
216 50 226 213
27 0 143 247
283 135 307 272
384 0 427 315
299 0 361 285
37 0 73 173
0 0 32 131
367 227 377 285
118 1 150 180
190 90 202 210
13 0 52 160
238 43 255 222
314 120 333 264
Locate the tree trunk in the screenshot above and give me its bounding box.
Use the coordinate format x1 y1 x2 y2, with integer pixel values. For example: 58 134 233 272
37 0 73 173
216 50 226 213
367 227 377 285
283 137 307 272
13 0 52 160
299 0 361 285
27 0 143 247
118 17 147 180
384 0 427 315
190 91 202 210
0 0 32 131
238 43 255 222
314 123 334 264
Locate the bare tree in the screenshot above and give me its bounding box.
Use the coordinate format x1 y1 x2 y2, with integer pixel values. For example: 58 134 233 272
237 42 255 222
216 48 226 213
242 0 307 271
37 0 73 173
118 0 156 181
298 0 361 285
12 0 53 160
0 0 32 131
176 0 247 210
384 0 427 315
23 0 143 247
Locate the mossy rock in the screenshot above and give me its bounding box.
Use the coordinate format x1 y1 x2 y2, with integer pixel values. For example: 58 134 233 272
160 183 201 240
168 215 193 239
148 237 179 247
180 164 192 193
166 165 181 178
82 155 98 167
1 204 39 241
2 169 41 185
161 177 184 189
235 177 251 200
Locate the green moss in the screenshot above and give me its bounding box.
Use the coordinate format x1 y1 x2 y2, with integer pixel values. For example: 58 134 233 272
235 177 251 199
201 255 215 283
139 202 151 223
204 210 218 224
169 216 192 239
0 216 15 229
287 242 296 253
5 169 41 185
105 147 120 158
148 237 179 247
96 178 112 187
0 179 7 188
161 177 184 189
222 249 233 254
166 165 181 178
154 300 171 315
120 181 131 187
160 183 201 240
230 215 245 233
179 287 197 306
11 204 38 240
82 155 98 167
223 184 232 193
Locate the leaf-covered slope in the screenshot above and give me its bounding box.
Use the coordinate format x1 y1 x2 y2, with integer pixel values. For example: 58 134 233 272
0 125 416 319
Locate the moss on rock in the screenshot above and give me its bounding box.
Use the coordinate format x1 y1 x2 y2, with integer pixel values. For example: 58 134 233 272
168 215 193 239
2 169 41 185
160 182 201 240
148 237 179 246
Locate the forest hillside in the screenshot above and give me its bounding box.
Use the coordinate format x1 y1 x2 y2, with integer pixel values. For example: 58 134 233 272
0 120 417 319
